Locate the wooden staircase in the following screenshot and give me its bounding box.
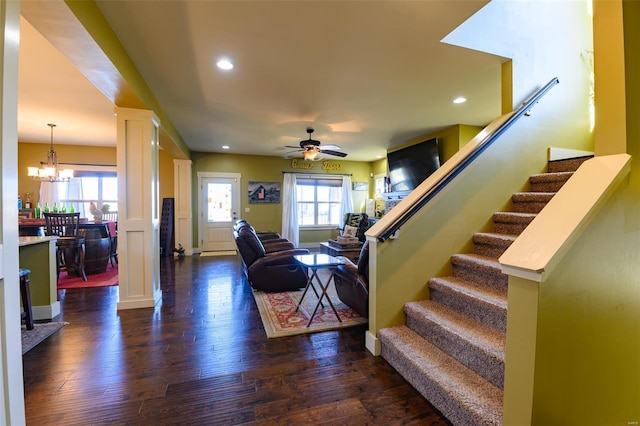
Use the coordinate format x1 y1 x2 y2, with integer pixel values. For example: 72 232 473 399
377 156 592 425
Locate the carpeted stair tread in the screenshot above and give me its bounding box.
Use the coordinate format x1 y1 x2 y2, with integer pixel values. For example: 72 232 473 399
429 276 507 309
379 325 503 426
511 192 555 213
428 276 507 332
529 171 574 183
451 253 507 292
529 171 573 192
492 211 537 222
492 212 536 235
405 300 505 388
473 233 517 258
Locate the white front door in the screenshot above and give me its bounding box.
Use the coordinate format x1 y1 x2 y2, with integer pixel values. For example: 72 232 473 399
198 173 240 252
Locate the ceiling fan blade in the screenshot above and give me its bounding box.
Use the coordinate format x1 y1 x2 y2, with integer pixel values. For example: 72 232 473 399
284 145 303 149
322 150 348 158
320 144 342 150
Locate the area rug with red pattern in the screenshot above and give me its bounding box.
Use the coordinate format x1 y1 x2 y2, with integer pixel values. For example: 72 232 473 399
57 264 118 289
252 273 368 338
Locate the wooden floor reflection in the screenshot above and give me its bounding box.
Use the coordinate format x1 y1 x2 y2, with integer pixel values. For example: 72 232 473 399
22 254 451 425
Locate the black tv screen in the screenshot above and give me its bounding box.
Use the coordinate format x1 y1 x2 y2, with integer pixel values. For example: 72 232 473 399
387 138 440 192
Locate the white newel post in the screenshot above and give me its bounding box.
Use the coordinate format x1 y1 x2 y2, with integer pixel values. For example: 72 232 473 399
0 0 26 422
115 107 162 310
173 159 193 256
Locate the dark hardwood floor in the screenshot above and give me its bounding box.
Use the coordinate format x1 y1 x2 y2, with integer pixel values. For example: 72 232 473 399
22 254 450 425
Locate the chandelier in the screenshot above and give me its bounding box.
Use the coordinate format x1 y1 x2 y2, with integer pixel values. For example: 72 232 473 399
27 123 74 182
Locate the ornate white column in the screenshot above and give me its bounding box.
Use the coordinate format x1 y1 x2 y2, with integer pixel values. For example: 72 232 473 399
115 107 161 309
0 0 26 423
173 159 193 256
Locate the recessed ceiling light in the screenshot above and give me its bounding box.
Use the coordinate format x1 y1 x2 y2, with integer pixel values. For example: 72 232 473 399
216 58 234 71
453 97 467 104
222 145 230 149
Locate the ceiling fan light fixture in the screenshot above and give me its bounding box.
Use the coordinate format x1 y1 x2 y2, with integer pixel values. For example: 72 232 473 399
302 150 319 161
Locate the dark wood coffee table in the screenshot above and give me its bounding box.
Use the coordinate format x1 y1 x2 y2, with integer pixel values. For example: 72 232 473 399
319 241 362 263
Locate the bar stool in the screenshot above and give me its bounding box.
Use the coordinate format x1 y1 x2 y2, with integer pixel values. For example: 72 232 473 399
19 268 34 330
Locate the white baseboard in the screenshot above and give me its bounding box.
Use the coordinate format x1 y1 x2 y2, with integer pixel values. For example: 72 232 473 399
365 330 381 356
32 302 60 321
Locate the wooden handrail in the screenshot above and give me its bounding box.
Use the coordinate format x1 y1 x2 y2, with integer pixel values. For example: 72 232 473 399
374 77 560 242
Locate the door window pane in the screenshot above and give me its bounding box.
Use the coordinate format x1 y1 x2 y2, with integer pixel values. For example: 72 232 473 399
207 183 232 222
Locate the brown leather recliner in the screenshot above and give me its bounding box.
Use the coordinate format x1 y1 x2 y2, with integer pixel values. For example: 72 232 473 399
333 240 369 317
234 219 284 242
234 225 309 292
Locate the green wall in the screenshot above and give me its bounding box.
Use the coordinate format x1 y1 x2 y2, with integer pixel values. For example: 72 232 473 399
190 152 374 248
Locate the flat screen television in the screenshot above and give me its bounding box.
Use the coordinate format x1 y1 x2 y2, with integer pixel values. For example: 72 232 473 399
387 138 440 192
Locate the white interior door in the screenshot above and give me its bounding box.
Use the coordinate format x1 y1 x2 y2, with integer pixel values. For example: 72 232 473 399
198 173 240 252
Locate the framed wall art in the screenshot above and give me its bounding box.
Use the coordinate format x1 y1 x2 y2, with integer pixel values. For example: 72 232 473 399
248 181 281 204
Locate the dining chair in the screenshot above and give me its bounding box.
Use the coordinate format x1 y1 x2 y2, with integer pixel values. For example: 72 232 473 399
43 212 87 281
101 211 118 266
102 211 118 222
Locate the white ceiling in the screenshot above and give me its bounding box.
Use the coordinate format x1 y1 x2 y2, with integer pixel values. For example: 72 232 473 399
18 0 504 162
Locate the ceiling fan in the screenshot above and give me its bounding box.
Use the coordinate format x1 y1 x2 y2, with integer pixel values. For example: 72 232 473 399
285 128 348 161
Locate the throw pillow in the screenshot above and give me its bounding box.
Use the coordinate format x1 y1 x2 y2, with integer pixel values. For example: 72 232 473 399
343 225 358 237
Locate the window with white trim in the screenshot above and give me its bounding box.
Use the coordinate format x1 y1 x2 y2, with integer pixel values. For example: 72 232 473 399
57 170 118 218
296 177 342 226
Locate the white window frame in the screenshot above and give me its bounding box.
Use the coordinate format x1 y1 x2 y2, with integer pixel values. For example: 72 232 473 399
56 164 118 217
296 176 343 229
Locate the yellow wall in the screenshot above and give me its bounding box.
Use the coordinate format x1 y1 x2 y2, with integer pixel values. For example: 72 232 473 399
158 149 175 202
18 142 175 208
593 0 627 155
191 152 374 248
18 142 116 204
530 185 640 422
524 1 640 422
387 124 482 166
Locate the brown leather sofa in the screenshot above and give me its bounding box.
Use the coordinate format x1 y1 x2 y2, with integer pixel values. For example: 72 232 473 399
333 240 369 317
233 224 310 292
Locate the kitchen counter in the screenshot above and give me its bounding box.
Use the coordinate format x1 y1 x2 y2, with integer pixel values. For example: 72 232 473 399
19 236 59 320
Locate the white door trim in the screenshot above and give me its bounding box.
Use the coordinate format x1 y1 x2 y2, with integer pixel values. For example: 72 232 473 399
197 172 241 251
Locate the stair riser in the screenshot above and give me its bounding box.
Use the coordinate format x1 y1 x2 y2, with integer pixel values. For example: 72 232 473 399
452 264 508 294
429 285 507 333
547 156 592 173
492 213 535 235
493 221 529 235
406 313 504 388
512 200 548 214
474 242 512 259
529 180 567 192
379 334 502 426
